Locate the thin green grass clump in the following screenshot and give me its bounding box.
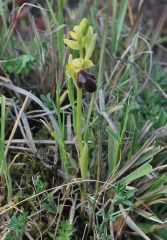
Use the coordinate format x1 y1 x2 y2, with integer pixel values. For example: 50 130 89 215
0 1 167 239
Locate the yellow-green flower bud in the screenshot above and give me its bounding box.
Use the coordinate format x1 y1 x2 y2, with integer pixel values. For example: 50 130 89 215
80 18 89 36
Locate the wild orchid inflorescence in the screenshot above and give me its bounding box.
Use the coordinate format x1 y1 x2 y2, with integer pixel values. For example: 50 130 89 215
64 18 97 92
64 18 97 181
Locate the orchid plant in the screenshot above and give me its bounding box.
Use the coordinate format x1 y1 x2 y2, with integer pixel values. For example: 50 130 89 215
64 18 97 180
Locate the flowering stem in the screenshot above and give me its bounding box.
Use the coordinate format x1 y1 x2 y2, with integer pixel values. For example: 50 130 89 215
76 46 84 155
76 87 83 154
79 47 83 59
76 87 87 202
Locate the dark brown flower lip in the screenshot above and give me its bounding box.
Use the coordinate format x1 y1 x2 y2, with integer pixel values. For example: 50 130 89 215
77 70 96 93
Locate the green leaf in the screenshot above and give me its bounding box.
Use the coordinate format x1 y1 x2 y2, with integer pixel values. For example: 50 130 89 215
84 94 95 141
155 109 167 128
111 0 128 53
135 146 162 167
18 55 34 73
148 175 167 192
136 209 167 224
79 143 89 179
0 95 12 202
137 223 159 234
85 33 97 59
107 127 119 175
56 220 74 240
8 212 28 233
43 194 57 214
83 26 94 49
121 163 153 185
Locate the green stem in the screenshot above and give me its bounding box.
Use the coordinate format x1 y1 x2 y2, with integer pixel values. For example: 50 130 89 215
76 87 83 154
77 46 87 201
76 86 88 202
76 45 84 154
80 47 83 59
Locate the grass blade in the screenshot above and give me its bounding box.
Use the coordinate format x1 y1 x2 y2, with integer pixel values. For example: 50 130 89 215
0 95 12 202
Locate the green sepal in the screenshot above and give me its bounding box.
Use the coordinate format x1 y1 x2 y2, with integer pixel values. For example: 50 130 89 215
66 58 94 78
64 38 80 50
70 31 81 41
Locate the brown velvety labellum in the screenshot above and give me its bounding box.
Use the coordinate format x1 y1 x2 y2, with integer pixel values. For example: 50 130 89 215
77 70 96 93
83 78 97 92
